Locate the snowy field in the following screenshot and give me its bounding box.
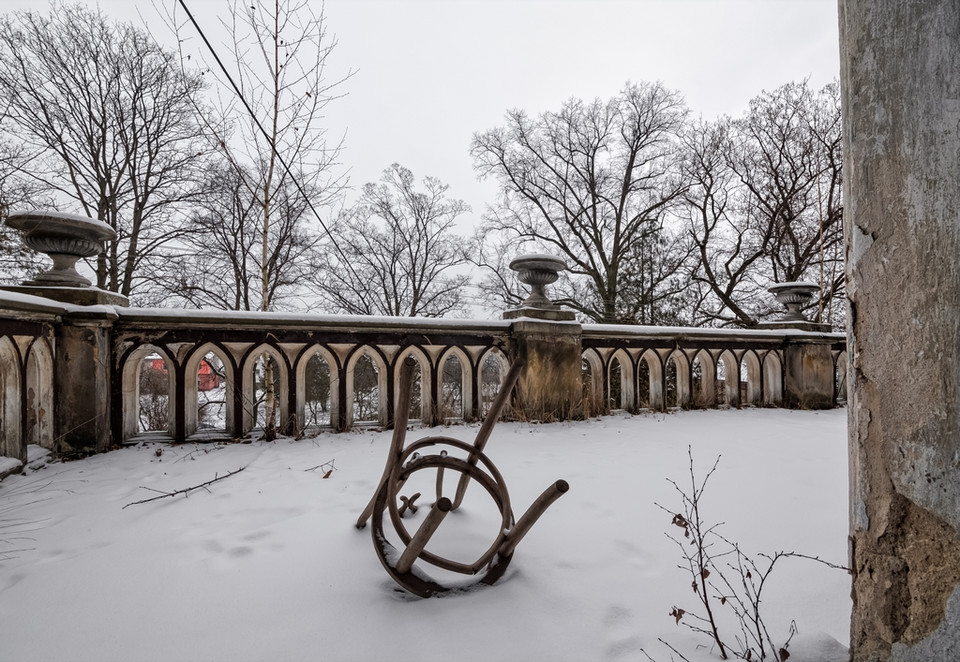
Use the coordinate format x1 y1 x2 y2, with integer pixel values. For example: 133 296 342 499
0 409 850 662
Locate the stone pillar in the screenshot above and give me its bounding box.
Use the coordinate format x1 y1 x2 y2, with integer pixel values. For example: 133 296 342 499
55 308 117 455
841 2 960 659
782 338 834 409
503 254 583 421
760 282 835 408
508 319 583 421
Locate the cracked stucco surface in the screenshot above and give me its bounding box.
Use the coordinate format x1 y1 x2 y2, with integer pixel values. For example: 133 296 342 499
841 0 960 659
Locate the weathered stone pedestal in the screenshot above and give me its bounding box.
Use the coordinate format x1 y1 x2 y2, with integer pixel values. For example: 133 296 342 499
4 210 123 455
782 338 835 409
508 319 583 421
1 284 128 307
841 2 960 659
503 253 583 420
55 308 118 455
760 282 835 408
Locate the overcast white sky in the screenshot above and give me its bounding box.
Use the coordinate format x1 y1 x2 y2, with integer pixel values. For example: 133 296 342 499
320 0 841 219
5 0 841 225
323 0 841 225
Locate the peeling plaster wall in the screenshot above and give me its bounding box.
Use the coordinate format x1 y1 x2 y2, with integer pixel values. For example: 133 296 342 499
840 1 960 659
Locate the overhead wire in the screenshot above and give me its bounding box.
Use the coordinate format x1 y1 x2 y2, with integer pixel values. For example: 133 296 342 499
176 0 366 289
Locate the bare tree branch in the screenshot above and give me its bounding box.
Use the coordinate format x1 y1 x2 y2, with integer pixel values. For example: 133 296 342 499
471 82 690 323
122 466 245 509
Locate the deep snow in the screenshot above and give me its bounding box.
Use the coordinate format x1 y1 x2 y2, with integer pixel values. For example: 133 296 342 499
0 408 849 662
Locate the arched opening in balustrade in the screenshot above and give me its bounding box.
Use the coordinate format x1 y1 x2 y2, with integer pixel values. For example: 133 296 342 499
665 352 691 408
395 348 430 424
122 344 175 442
835 350 849 404
608 349 634 412
609 356 623 411
478 348 510 419
241 346 289 436
24 338 54 450
692 350 716 407
664 358 677 408
346 348 388 428
637 356 650 409
185 344 233 439
717 351 739 406
580 349 604 417
0 336 22 461
640 350 662 410
297 348 339 431
740 352 762 406
762 351 783 405
439 348 473 422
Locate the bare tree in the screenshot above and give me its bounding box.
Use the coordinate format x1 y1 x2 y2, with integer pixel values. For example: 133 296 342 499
685 80 843 327
471 82 689 324
0 115 48 284
170 0 350 437
154 160 319 312
317 164 472 318
469 231 527 313
682 118 766 327
171 0 349 313
615 226 697 325
0 3 210 299
152 162 259 310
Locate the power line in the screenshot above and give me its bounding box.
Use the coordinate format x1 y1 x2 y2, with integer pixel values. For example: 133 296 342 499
176 0 365 291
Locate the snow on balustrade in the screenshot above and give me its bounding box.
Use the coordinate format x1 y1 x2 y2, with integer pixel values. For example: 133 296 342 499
0 290 846 468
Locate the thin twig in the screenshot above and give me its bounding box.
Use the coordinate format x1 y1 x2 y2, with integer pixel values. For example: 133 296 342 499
173 444 226 463
304 459 335 476
759 549 851 573
122 467 245 509
657 446 847 662
657 637 694 662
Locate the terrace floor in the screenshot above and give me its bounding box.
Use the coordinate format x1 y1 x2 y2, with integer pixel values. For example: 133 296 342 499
0 408 850 662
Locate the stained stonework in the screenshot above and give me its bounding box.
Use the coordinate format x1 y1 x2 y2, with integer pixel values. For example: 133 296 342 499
56 311 116 455
841 0 960 659
509 320 583 421
782 339 835 409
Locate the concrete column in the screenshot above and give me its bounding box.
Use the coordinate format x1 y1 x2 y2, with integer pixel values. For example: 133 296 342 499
508 320 582 421
56 309 117 455
841 1 960 659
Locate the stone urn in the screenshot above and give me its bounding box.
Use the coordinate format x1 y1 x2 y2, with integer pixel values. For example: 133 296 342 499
503 253 575 321
768 281 819 322
509 253 567 309
6 210 116 288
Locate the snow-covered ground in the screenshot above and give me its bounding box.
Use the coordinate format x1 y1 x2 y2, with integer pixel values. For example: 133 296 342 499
0 408 850 662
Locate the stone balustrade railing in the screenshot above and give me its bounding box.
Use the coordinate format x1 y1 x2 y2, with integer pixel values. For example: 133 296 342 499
0 215 846 474
0 288 846 473
582 323 846 411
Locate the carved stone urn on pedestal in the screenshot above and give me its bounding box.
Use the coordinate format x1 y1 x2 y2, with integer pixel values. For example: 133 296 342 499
761 281 829 332
767 281 819 321
3 210 128 306
502 253 576 321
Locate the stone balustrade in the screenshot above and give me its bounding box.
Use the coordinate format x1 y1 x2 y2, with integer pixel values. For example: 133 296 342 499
0 214 845 471
582 323 846 411
0 288 846 472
